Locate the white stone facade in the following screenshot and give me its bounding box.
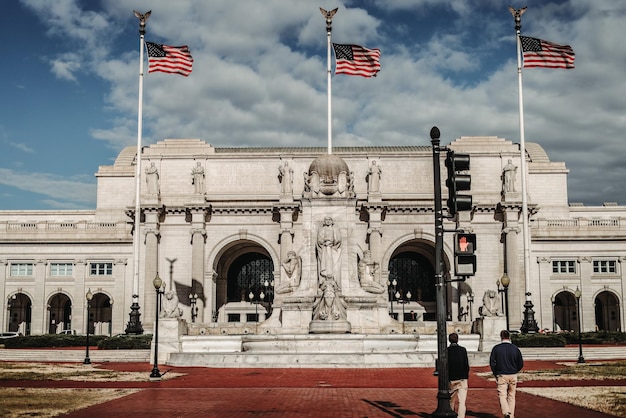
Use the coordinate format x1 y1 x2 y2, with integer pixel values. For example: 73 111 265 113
0 137 623 337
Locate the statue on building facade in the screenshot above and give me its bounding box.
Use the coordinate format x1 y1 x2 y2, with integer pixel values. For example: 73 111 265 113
161 290 182 318
479 289 502 317
191 162 205 194
358 250 385 294
275 250 302 294
337 171 347 195
308 171 320 195
278 161 294 195
367 160 382 193
502 159 517 193
316 216 342 283
312 277 347 321
145 162 159 194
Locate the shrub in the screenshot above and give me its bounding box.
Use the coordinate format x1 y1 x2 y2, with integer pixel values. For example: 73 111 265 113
97 334 152 350
511 333 566 347
1 334 107 348
562 331 626 345
0 334 152 350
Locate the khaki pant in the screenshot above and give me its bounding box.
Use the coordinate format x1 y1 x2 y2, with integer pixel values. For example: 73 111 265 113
496 374 517 417
449 378 468 418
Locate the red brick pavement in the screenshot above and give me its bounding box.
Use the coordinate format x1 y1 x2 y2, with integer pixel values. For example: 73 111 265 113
2 360 620 417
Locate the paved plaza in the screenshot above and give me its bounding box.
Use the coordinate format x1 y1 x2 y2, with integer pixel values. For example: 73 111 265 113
0 358 622 417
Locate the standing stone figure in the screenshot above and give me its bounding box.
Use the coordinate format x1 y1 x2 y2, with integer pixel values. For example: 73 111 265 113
502 159 517 193
278 161 294 195
316 216 342 283
145 162 159 194
191 162 205 194
275 250 302 294
367 160 382 193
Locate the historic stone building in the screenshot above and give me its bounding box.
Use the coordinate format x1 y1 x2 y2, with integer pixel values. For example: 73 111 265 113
1 136 624 342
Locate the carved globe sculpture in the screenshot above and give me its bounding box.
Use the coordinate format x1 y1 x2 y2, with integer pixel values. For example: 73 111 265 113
308 154 350 196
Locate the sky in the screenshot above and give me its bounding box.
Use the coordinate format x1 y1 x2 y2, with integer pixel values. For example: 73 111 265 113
1 0 625 210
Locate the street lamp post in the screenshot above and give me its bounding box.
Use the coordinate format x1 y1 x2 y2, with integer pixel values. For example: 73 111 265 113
263 279 274 316
575 287 585 364
430 126 455 417
189 293 198 323
395 291 412 333
497 274 510 331
83 289 93 365
388 279 397 319
467 293 474 322
150 273 163 380
248 291 257 321
551 295 556 332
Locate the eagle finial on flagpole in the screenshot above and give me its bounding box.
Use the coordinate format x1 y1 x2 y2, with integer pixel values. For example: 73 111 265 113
134 10 152 35
320 7 338 32
507 6 526 31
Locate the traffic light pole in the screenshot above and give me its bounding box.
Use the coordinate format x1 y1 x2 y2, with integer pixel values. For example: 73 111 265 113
430 126 456 417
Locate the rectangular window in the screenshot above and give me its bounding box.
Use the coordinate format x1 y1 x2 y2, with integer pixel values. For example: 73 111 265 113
50 263 73 276
552 260 576 274
90 262 113 276
593 260 617 274
10 263 33 276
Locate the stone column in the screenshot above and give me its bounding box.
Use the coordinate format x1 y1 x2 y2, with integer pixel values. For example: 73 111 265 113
368 227 382 262
276 205 297 261
143 208 161 330
364 204 385 263
188 207 207 323
504 226 521 328
190 227 206 322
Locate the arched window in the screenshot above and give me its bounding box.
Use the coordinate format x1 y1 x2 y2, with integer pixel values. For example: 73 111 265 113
388 252 435 302
227 253 274 303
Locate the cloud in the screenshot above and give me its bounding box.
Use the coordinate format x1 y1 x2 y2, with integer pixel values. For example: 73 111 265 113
15 0 626 206
0 168 96 206
49 53 81 82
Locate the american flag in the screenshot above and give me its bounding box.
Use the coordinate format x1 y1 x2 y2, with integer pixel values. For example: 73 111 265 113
520 36 575 69
333 44 381 78
146 42 194 76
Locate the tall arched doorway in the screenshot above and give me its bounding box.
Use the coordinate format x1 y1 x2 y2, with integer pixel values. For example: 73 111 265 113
7 293 32 335
90 293 113 336
595 291 621 331
214 240 275 323
553 291 577 332
388 240 439 321
48 293 72 334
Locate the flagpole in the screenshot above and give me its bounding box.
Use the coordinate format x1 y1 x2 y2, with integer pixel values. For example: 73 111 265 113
509 6 538 333
126 10 151 335
321 8 337 155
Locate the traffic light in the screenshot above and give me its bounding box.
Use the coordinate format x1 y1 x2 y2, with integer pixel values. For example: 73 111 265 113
445 151 472 216
454 232 476 276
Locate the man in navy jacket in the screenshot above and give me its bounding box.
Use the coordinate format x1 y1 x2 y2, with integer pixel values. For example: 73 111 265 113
490 330 524 418
447 332 470 418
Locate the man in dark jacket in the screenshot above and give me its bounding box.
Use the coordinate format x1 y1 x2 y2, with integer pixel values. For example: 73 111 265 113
447 332 470 418
490 330 524 418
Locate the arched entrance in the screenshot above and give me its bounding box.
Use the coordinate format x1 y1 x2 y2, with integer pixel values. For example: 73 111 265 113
6 293 32 335
553 291 577 332
48 293 72 334
388 240 440 322
214 240 275 323
595 291 621 331
90 293 114 336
